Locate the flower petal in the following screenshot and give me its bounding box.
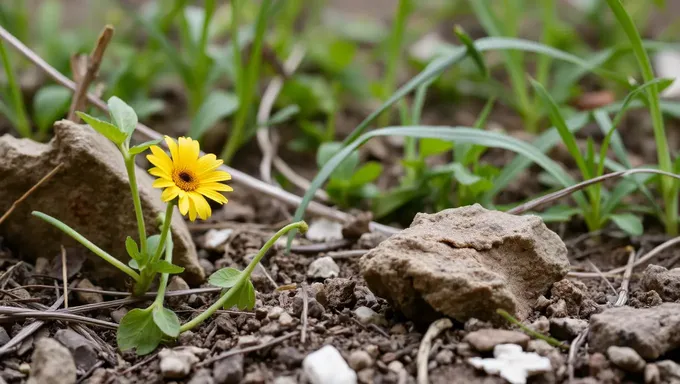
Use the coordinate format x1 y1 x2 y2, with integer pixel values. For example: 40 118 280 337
188 198 198 221
165 136 179 163
161 186 181 202
199 182 233 192
196 187 228 204
199 171 232 183
178 192 190 215
189 192 212 220
149 167 171 179
147 146 174 175
178 137 200 163
153 179 176 189
196 154 223 176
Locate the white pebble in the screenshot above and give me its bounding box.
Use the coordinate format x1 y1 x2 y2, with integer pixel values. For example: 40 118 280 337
303 345 357 384
467 343 552 384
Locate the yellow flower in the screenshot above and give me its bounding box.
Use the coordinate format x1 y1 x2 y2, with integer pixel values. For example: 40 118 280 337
147 136 232 221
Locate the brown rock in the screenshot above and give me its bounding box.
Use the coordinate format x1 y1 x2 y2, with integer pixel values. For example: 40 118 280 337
464 329 530 352
588 303 680 360
641 264 680 302
360 205 569 322
27 338 76 384
606 346 645 373
0 120 202 286
75 279 103 304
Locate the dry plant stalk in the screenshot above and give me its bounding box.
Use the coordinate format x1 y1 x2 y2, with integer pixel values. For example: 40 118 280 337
0 163 63 225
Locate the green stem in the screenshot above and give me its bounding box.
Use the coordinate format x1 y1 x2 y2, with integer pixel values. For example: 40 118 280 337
180 220 308 333
0 39 31 138
151 202 175 265
154 235 174 307
496 309 569 350
377 0 412 129
124 154 148 254
32 211 140 281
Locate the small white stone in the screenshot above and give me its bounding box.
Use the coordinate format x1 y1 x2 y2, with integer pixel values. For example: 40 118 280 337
467 343 552 384
353 306 386 326
158 348 200 379
279 312 295 327
306 219 343 242
348 350 373 371
237 335 260 347
303 345 357 384
308 256 340 279
202 228 234 250
268 306 285 319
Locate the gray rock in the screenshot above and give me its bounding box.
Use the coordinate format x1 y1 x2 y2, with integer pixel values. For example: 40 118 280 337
278 312 295 328
324 278 356 309
435 349 454 365
308 256 340 279
645 363 660 384
199 258 215 276
464 329 530 352
353 306 386 326
167 276 191 306
158 348 201 379
267 306 285 319
75 279 103 304
0 327 9 346
549 317 588 340
607 346 646 373
348 350 373 371
359 205 569 322
27 338 76 384
54 329 98 371
0 120 202 286
188 369 215 384
273 377 297 384
656 360 680 383
589 303 680 360
213 355 243 384
202 229 234 251
642 264 680 302
276 347 304 367
110 308 128 323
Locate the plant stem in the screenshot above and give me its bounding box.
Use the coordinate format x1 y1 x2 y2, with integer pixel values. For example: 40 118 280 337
0 38 30 138
124 154 148 254
377 0 412 129
32 211 140 281
496 309 568 350
180 220 308 333
154 235 174 307
151 202 175 265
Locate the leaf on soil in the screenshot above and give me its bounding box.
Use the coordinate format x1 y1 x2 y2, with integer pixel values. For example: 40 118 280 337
117 308 163 355
152 305 181 338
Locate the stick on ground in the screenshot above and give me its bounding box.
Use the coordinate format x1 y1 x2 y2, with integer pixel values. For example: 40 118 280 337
417 318 452 384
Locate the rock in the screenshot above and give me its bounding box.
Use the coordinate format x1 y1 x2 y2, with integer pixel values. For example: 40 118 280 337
354 306 386 326
359 205 569 322
467 344 551 384
641 264 680 302
308 257 340 279
110 308 128 323
276 347 304 367
306 219 343 242
303 345 358 384
158 348 200 379
529 316 550 335
357 232 389 250
435 349 454 365
213 354 243 384
237 335 259 347
656 360 680 383
464 329 530 352
167 276 190 306
348 350 373 371
268 307 285 319
188 369 215 384
54 329 98 371
546 299 568 318
588 303 680 360
273 377 297 384
199 259 215 276
0 327 9 346
549 279 598 318
549 317 588 340
74 278 103 304
202 229 234 251
27 338 76 384
0 120 202 286
324 278 356 309
243 370 265 384
278 312 294 328
606 346 645 373
645 363 660 384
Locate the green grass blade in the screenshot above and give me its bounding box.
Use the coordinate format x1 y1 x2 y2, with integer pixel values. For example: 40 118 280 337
0 39 30 137
454 25 488 79
530 78 591 179
342 36 630 146
288 126 587 249
605 0 676 234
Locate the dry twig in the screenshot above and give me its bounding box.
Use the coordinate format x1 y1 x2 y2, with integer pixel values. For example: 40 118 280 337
0 163 63 225
300 283 309 344
567 329 588 382
417 318 452 384
615 246 636 307
61 246 69 308
67 25 114 121
197 331 299 367
0 306 118 329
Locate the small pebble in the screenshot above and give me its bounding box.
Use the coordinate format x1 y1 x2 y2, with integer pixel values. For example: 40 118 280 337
0 327 10 346
268 307 285 319
237 335 259 347
354 306 386 326
607 346 646 373
307 256 340 279
389 324 407 334
273 377 297 384
278 312 294 328
645 363 660 384
435 349 454 365
110 308 128 323
202 228 234 251
159 348 201 379
348 350 373 371
357 368 374 384
212 354 243 384
464 329 530 352
365 345 379 359
303 345 357 384
75 279 103 304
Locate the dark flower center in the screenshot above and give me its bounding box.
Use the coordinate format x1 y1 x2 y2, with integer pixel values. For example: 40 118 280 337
179 172 192 183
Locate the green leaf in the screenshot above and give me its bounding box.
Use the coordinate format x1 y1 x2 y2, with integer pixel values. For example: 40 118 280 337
419 138 453 158
208 267 242 288
107 96 138 136
317 142 358 181
532 205 581 222
372 186 423 218
152 305 181 338
454 25 488 78
609 213 644 236
146 235 162 259
125 236 141 261
129 139 163 155
188 91 239 139
222 279 256 310
262 105 300 126
117 308 163 355
450 163 482 186
33 85 71 133
76 112 127 145
349 162 383 187
128 259 139 270
151 260 185 274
